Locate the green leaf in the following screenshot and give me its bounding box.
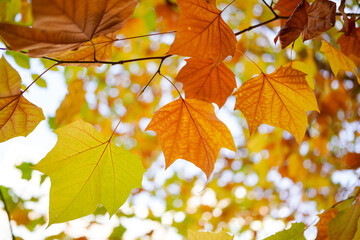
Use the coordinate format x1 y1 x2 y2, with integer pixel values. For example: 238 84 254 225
34 119 145 225
32 74 47 88
6 51 30 69
16 162 35 180
265 223 306 240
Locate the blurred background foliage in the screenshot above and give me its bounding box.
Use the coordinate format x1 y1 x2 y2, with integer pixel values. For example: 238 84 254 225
0 0 359 239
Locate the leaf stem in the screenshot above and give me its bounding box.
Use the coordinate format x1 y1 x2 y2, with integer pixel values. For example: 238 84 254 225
0 187 15 240
261 0 278 17
22 63 59 93
159 73 183 99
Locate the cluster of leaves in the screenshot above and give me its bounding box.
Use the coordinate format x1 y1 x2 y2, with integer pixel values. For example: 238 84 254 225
0 0 360 239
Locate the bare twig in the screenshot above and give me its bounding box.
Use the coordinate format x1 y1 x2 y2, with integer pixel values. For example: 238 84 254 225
235 16 287 36
262 0 278 17
0 188 15 240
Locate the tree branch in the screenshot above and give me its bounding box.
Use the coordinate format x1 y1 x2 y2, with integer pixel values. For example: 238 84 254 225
235 16 287 36
0 188 15 240
261 0 278 17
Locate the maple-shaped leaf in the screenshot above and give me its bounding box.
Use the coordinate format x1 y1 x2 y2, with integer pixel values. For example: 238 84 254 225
320 40 359 83
0 56 44 143
146 98 235 179
328 195 360 240
175 58 236 108
301 0 336 41
264 223 305 240
0 0 137 57
188 229 234 240
48 34 116 67
55 80 86 127
168 0 236 63
234 64 319 143
34 119 145 225
274 0 302 26
274 0 308 49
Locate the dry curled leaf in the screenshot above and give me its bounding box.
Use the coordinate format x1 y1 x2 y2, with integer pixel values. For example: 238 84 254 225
175 58 236 108
274 0 308 49
168 0 236 63
146 98 236 179
301 0 336 41
234 64 319 143
274 0 302 26
0 0 137 57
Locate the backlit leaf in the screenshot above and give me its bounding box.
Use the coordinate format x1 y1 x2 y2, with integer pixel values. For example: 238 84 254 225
316 208 337 240
188 229 234 240
146 98 236 179
320 40 359 83
302 0 336 41
234 64 318 143
0 56 44 142
337 27 360 66
175 58 236 108
0 0 138 57
168 0 236 63
34 119 145 224
274 0 308 49
274 0 302 19
265 223 306 240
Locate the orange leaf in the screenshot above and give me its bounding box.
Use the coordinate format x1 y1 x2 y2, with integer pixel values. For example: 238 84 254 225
273 0 302 26
343 152 360 169
168 0 236 63
316 208 337 240
0 57 44 142
274 0 308 49
337 28 360 66
234 64 318 143
301 0 336 41
175 58 236 108
0 0 137 57
146 98 236 179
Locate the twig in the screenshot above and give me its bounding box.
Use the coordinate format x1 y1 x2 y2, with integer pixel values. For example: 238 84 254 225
0 188 15 240
261 0 278 17
235 16 287 36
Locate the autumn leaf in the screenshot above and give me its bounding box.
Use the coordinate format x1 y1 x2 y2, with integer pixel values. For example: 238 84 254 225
301 0 336 41
168 0 236 63
274 0 302 26
320 40 359 83
34 119 145 224
0 56 44 143
264 223 306 240
234 64 319 143
48 34 117 67
0 0 138 57
146 98 236 179
55 80 86 127
337 27 360 66
175 58 236 108
316 208 337 240
343 152 360 169
327 195 360 240
274 0 308 49
188 229 234 240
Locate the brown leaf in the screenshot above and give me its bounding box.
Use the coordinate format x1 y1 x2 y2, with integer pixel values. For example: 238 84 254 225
343 152 360 169
337 28 360 66
302 0 336 41
338 0 356 36
274 0 309 49
175 58 236 108
0 0 138 57
273 0 302 26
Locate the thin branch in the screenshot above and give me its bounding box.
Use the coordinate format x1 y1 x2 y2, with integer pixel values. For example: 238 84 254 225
235 16 287 36
261 0 278 17
0 188 15 240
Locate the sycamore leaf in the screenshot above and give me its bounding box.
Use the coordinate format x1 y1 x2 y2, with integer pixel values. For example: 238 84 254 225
234 64 318 143
0 56 44 143
274 0 308 49
337 27 360 66
188 229 234 240
301 0 336 41
55 80 86 127
320 40 359 83
34 119 145 225
0 0 137 57
48 34 116 67
168 0 236 63
175 58 236 108
316 208 337 240
265 223 306 240
274 0 302 18
328 196 360 240
146 98 236 179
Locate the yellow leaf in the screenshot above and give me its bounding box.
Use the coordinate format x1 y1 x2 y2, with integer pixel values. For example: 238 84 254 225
168 0 236 63
0 56 44 142
188 229 234 240
55 80 86 127
234 65 318 143
320 40 359 83
34 119 145 225
0 0 138 57
146 98 236 179
175 58 236 108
